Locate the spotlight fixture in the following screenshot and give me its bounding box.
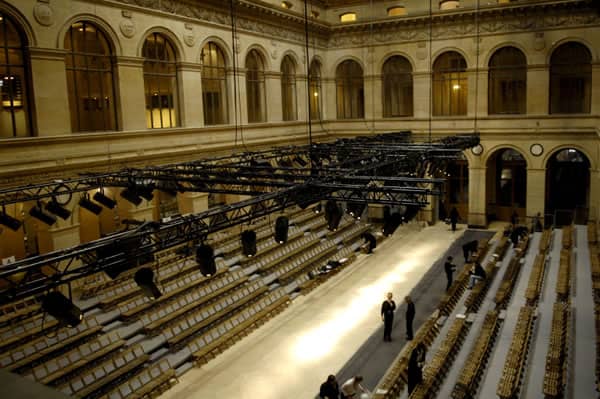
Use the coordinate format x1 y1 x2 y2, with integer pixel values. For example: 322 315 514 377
29 204 57 226
93 191 117 209
196 244 216 277
382 212 402 236
274 216 289 244
241 230 257 257
134 267 162 299
325 200 342 231
79 195 102 215
45 200 71 220
0 208 22 231
346 202 366 220
41 291 83 327
137 186 155 201
314 203 322 214
362 232 376 254
120 187 142 206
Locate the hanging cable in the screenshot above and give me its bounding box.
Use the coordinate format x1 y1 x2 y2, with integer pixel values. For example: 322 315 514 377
304 0 313 167
428 0 433 144
473 0 481 135
229 0 239 149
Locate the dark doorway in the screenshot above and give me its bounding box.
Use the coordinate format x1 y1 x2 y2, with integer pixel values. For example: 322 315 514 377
486 148 527 222
546 148 590 225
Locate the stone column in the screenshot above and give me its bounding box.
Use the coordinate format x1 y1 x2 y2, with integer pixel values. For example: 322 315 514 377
468 166 487 227
526 168 546 221
527 65 549 115
371 74 383 120
29 48 71 135
473 69 488 118
178 62 204 128
177 192 209 215
589 168 600 222
591 64 600 115
322 77 336 121
265 71 282 122
115 56 146 131
363 74 375 121
235 69 249 125
413 72 431 119
296 74 308 122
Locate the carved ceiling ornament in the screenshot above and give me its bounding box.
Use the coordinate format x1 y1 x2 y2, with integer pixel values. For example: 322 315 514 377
33 1 54 27
110 0 599 50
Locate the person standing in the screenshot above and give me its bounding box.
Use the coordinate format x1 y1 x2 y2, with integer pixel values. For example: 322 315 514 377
444 256 456 292
319 375 340 399
340 375 367 399
381 292 396 342
407 343 427 394
449 206 459 232
405 296 415 340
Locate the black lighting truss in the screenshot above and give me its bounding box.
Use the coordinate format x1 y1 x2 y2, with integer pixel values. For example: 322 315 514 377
0 132 479 304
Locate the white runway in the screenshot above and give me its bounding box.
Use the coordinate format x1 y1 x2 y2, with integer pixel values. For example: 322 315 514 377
159 223 459 399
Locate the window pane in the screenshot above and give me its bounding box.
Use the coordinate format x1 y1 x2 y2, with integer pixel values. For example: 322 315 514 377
143 33 179 128
246 49 266 123
382 56 413 117
432 51 467 116
336 60 364 119
550 42 591 114
488 47 526 115
0 12 32 138
65 21 117 132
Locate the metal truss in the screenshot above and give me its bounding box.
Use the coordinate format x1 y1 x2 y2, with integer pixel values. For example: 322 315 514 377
0 132 479 304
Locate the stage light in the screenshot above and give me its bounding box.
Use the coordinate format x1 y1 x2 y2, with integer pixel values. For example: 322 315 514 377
29 205 57 226
314 203 322 214
325 200 341 231
382 213 402 236
294 156 308 167
137 186 154 201
79 196 102 215
196 244 216 276
120 187 142 206
93 191 116 209
46 200 71 220
241 230 257 257
0 208 22 231
99 236 153 279
346 202 365 220
275 216 289 244
134 267 162 299
42 291 83 327
362 232 376 253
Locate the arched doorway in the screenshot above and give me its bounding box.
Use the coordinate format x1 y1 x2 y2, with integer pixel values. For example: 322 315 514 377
546 148 590 225
441 154 468 222
486 148 527 222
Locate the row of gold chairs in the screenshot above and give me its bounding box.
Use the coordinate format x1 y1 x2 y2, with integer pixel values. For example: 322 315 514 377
556 249 571 302
542 301 570 398
494 236 530 310
409 318 469 399
496 306 536 399
452 311 501 399
371 314 441 399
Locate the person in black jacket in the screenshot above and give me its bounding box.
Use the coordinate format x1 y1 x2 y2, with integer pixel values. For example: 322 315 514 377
444 256 456 292
319 375 340 399
449 207 459 232
468 262 487 289
405 295 415 340
381 292 396 341
407 342 427 394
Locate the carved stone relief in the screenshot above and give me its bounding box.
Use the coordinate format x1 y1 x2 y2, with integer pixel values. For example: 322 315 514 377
33 1 54 27
119 18 136 38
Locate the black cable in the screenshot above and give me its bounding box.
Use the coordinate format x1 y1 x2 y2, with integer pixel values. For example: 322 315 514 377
229 0 240 150
304 0 313 151
428 0 433 144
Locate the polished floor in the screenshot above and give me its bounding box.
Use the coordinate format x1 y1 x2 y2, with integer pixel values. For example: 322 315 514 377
159 222 465 399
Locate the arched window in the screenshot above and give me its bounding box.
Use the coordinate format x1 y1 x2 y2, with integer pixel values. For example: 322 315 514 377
201 42 228 125
336 60 364 119
550 42 591 114
309 59 322 120
143 32 179 128
382 56 413 117
432 51 467 116
488 46 526 115
65 21 117 132
0 12 33 138
246 49 266 123
281 55 297 121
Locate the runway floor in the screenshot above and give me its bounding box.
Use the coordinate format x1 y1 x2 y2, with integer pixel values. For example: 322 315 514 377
159 222 493 399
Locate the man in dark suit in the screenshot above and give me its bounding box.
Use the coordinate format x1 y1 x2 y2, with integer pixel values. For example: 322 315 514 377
444 256 456 292
405 295 415 340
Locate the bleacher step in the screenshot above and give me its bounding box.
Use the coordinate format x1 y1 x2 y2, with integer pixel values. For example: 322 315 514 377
175 361 194 377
